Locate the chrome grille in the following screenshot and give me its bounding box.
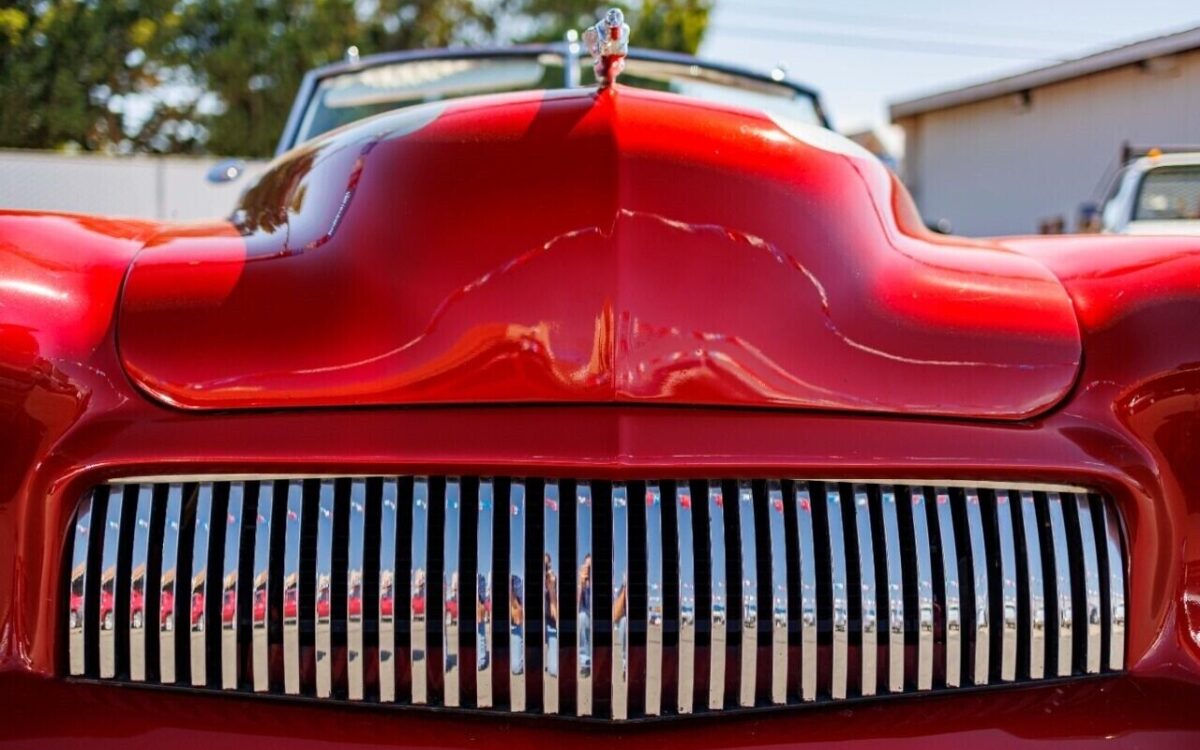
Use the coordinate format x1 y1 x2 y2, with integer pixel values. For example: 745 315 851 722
66 477 1127 719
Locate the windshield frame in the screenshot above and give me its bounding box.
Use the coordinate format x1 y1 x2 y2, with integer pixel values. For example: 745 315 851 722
275 43 830 156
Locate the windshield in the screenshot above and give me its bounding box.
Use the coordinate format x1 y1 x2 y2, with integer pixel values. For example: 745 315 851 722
293 51 823 146
1134 165 1200 221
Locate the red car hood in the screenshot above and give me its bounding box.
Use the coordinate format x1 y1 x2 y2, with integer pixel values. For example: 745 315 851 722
117 87 1081 419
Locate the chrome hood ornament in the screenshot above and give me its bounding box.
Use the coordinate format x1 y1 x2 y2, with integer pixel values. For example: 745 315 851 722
583 8 630 88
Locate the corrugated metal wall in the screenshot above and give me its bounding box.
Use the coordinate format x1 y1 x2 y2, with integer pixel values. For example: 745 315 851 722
0 150 268 221
897 48 1200 236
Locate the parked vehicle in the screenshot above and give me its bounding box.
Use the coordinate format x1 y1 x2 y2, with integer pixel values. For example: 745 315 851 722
1102 149 1200 234
7 7 1200 746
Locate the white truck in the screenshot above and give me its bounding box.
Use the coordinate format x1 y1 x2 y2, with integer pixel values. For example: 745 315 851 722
1102 150 1200 235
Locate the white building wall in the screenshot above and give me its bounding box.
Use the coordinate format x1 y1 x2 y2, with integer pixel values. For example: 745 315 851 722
899 48 1200 236
0 149 268 221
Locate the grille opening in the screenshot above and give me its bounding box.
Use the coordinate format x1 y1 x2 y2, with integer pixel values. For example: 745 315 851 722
67 476 1128 720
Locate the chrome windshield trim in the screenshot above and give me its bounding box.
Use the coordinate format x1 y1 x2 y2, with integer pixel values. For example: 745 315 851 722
99 486 125 680
314 480 335 698
676 482 696 715
964 490 989 686
576 481 594 716
766 481 788 705
251 482 274 692
736 481 758 708
477 478 495 709
129 485 153 682
707 481 727 711
854 486 878 697
910 488 934 692
1047 492 1074 677
509 480 527 712
1075 494 1103 674
221 482 245 690
612 483 630 720
282 481 303 695
1020 491 1046 680
379 478 399 702
995 491 1019 682
645 482 665 716
189 483 214 687
68 491 95 677
543 480 561 715
443 477 462 707
411 477 430 704
880 487 905 693
795 486 818 701
1102 500 1126 671
347 479 368 700
826 485 849 700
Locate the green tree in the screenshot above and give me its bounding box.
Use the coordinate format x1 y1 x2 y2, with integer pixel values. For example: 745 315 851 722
0 1 711 156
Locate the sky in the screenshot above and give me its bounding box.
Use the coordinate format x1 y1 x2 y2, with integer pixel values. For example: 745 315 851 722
698 0 1200 153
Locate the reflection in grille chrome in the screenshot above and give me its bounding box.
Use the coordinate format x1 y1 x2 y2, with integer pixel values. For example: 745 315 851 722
66 478 1128 720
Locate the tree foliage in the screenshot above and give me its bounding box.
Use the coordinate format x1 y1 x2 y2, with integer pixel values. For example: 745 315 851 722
0 1 711 157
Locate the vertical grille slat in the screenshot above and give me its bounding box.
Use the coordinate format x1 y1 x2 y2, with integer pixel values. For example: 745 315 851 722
852 485 878 697
66 476 1129 720
880 487 905 693
645 482 665 716
251 482 273 692
794 485 818 702
766 481 788 705
1047 492 1074 677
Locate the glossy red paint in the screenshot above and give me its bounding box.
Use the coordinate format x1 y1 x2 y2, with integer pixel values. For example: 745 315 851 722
118 88 1082 419
3 84 1200 746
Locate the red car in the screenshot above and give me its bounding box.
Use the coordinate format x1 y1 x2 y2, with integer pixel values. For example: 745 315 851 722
6 9 1200 748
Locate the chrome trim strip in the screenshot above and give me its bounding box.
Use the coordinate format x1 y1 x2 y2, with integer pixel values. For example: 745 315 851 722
190 483 214 687
1019 491 1046 680
379 478 399 703
160 485 183 684
964 490 989 686
282 481 303 695
911 488 934 692
676 482 696 715
314 480 335 698
645 482 665 716
411 477 430 704
995 491 1019 682
854 486 878 697
221 482 245 690
476 478 495 708
509 480 527 712
543 480 561 715
612 483 630 720
795 485 818 702
826 485 849 700
129 485 153 682
443 478 462 708
736 481 757 708
766 482 788 705
99 486 125 680
68 491 94 676
880 487 905 693
347 479 367 700
707 481 727 711
1075 494 1103 675
934 488 961 688
1102 500 1126 671
576 481 594 716
1047 492 1074 677
112 475 1096 497
252 482 274 692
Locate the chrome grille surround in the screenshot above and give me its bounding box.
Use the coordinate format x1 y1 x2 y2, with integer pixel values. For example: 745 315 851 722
66 477 1127 720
